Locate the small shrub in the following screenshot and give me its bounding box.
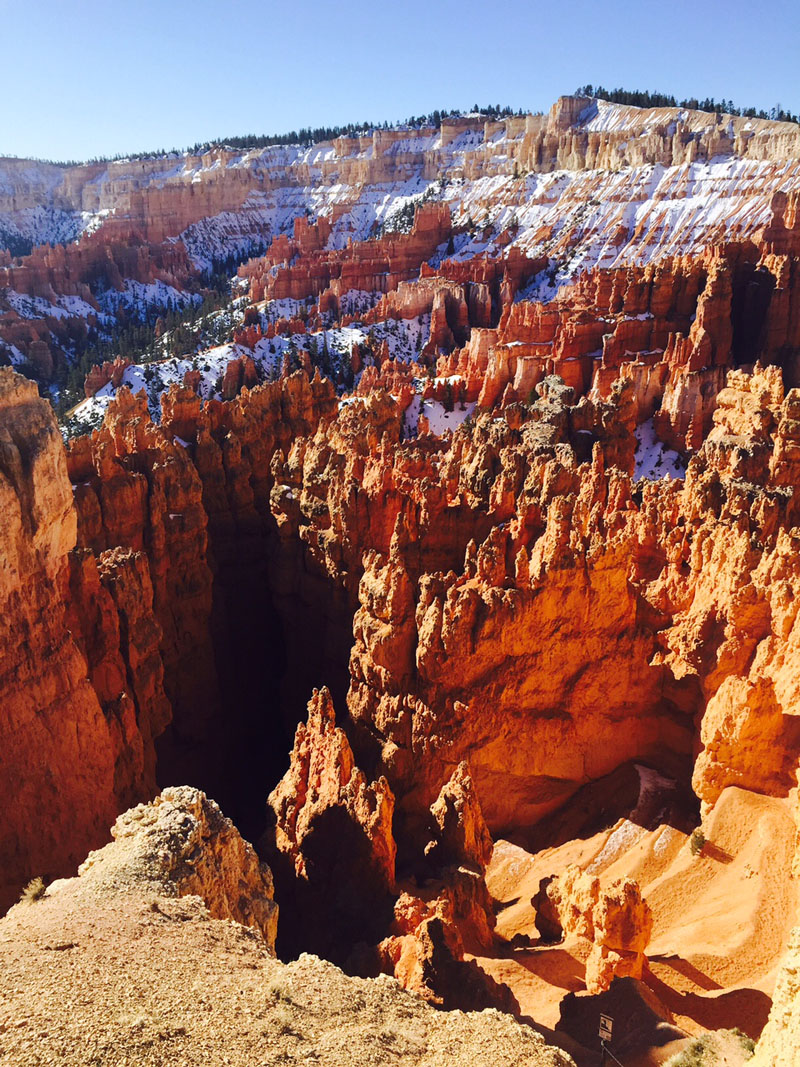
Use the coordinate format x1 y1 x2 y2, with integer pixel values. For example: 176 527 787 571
20 877 46 903
690 828 706 857
664 1029 755 1066
664 1035 711 1066
266 974 294 1003
731 1027 756 1055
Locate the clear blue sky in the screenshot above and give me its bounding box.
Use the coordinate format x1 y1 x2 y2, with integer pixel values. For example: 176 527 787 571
3 0 799 162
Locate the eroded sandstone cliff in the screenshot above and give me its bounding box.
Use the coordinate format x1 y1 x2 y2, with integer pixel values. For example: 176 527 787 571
4 91 800 1064
0 369 168 911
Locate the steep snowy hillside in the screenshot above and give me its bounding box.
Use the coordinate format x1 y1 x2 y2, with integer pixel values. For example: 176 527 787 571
3 93 800 482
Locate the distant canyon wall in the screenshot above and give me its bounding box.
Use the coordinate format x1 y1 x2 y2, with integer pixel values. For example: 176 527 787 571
3 97 800 247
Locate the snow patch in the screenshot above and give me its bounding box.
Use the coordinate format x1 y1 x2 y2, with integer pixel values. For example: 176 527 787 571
634 417 686 480
586 819 646 873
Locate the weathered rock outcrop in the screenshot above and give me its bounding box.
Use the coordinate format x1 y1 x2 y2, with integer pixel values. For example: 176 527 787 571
75 785 278 951
241 203 454 306
378 899 518 1015
55 356 800 883
7 93 800 1059
376 761 503 1007
4 338 800 1055
0 232 197 381
267 687 396 962
533 866 653 993
67 387 221 752
6 94 800 394
269 687 396 888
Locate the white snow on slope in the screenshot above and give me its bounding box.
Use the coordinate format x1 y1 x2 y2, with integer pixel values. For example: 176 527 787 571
64 299 431 437
634 417 686 480
3 104 800 275
4 290 99 321
0 206 87 250
447 155 800 292
400 380 476 438
421 397 476 435
98 279 200 315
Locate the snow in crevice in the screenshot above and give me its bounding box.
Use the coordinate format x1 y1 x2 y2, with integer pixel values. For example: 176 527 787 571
400 380 476 439
420 397 476 435
634 417 686 480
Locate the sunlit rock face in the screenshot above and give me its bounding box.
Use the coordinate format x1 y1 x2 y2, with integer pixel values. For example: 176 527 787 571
5 92 800 1063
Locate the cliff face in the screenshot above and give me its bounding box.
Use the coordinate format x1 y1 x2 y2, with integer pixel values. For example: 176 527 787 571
67 387 221 749
753 919 800 1066
65 356 800 851
5 354 800 971
267 687 396 963
0 370 169 911
0 363 346 907
6 93 800 1056
240 203 454 305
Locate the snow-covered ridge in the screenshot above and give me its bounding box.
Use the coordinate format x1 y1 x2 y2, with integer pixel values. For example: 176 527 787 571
2 95 799 256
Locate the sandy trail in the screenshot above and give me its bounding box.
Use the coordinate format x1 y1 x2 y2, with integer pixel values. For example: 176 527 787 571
477 784 797 1064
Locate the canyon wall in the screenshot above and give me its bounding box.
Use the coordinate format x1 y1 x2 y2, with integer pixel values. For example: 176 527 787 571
0 370 167 910
6 355 800 898
0 365 340 908
3 92 800 1051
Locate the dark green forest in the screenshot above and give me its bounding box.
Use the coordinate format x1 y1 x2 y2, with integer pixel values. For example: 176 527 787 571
575 85 799 125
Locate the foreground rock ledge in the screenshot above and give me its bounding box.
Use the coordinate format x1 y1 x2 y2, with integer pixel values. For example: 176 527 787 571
0 789 573 1067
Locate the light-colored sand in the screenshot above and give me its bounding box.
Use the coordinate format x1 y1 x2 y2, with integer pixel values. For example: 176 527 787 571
482 785 797 1058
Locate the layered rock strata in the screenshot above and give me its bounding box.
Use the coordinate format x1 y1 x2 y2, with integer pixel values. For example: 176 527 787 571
6 95 800 398
0 370 169 910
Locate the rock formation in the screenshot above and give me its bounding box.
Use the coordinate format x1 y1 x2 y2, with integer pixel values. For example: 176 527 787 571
0 369 168 911
5 91 800 1061
67 386 222 753
74 785 278 950
0 793 574 1066
267 687 396 963
5 93 800 394
753 918 800 1065
375 761 508 1010
533 867 653 993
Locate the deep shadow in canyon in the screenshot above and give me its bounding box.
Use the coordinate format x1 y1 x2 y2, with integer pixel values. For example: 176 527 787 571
149 486 707 970
154 516 354 849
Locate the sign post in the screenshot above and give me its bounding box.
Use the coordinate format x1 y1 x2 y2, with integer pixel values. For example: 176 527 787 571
599 1014 613 1064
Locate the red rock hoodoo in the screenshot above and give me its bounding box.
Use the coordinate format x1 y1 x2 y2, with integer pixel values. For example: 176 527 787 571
4 93 800 1064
